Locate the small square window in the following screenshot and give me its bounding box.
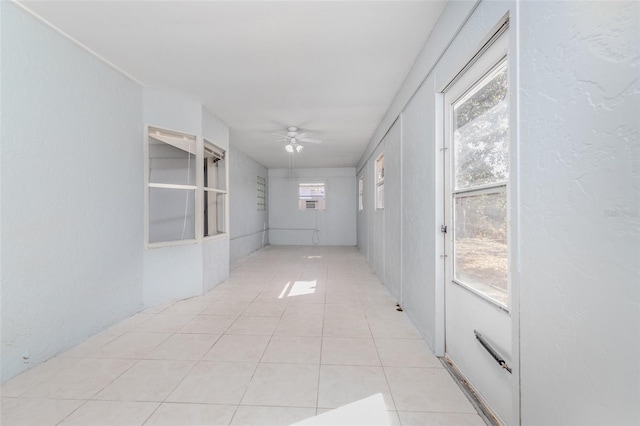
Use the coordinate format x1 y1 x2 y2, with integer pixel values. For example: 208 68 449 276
299 183 325 211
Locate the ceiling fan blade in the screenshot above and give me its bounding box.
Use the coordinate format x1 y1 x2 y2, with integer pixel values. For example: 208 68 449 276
264 139 287 145
299 137 322 144
296 123 324 133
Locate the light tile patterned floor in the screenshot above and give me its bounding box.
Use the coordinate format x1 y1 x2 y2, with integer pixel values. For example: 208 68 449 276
1 246 485 426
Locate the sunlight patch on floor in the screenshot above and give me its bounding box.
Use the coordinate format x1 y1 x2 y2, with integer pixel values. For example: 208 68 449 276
293 394 392 426
288 280 317 297
278 281 292 299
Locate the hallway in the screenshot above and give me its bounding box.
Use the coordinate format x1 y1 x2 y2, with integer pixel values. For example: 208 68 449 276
1 246 483 426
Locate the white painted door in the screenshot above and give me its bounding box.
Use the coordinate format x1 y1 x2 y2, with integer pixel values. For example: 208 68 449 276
443 26 514 425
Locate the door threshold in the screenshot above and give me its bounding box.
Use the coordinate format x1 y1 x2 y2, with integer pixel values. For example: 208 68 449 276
440 355 503 426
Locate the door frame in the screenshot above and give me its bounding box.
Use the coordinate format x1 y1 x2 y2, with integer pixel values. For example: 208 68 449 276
434 9 521 424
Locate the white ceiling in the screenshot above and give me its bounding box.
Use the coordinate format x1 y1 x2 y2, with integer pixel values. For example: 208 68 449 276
20 1 446 169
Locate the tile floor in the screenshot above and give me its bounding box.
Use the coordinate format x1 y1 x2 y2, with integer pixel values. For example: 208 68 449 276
1 246 485 426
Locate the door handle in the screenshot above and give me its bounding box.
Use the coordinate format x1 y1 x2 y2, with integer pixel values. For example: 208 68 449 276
474 330 512 374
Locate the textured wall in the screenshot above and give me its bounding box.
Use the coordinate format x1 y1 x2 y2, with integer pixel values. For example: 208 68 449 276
269 168 356 246
518 2 640 424
142 91 231 306
399 75 439 350
383 121 402 301
142 244 203 307
356 0 640 422
1 3 144 381
229 145 269 263
201 107 230 291
357 1 480 349
142 88 204 306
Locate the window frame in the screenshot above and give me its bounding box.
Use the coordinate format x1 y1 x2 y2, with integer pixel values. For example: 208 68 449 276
298 182 326 211
257 176 266 211
444 27 511 311
358 175 364 211
144 126 228 249
375 153 385 210
203 139 228 241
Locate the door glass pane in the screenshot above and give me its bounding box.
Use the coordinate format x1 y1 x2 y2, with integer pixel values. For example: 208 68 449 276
453 62 508 190
454 191 508 306
149 187 196 243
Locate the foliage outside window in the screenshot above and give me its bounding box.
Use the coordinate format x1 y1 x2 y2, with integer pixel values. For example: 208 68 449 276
452 59 509 307
375 154 384 209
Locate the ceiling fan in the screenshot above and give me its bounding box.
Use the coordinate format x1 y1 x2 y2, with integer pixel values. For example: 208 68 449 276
271 126 322 154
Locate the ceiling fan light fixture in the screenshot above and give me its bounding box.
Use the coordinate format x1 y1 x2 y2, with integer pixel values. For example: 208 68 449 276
285 144 294 153
296 144 304 153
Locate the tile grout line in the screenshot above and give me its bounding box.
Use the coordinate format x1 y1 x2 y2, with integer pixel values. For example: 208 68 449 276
146 285 259 425
227 273 284 426
52 327 173 425
139 298 225 426
315 270 328 415
369 307 402 417
10 247 429 425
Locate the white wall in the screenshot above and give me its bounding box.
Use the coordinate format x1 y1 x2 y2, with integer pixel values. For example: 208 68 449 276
142 89 231 306
357 2 479 308
269 168 356 246
1 3 144 381
399 74 440 349
143 88 202 136
518 2 639 424
229 145 269 263
201 107 230 292
383 121 402 302
356 0 640 424
142 88 204 306
357 0 478 172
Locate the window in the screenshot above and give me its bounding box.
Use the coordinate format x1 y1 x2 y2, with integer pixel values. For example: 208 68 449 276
257 176 266 211
147 128 197 244
203 140 227 238
298 182 325 211
451 58 509 307
375 154 384 209
358 176 364 211
146 127 227 247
